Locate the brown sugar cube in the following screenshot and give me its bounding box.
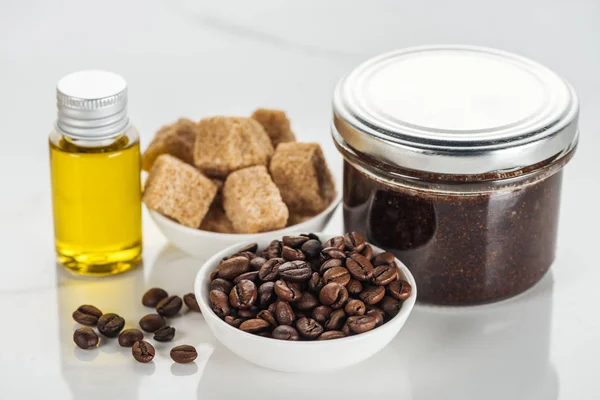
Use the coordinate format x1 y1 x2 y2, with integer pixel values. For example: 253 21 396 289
269 142 336 214
142 118 197 172
200 206 235 234
194 117 274 178
251 108 296 147
143 155 217 228
223 166 288 233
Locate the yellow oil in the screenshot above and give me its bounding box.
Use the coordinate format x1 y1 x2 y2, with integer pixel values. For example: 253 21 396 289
49 130 142 275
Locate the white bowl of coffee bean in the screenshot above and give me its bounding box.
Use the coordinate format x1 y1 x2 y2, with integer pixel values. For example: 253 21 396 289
194 232 417 372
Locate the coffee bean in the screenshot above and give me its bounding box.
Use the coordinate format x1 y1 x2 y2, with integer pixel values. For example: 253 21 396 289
183 293 201 312
238 242 258 254
72 304 103 326
295 292 319 311
249 257 267 271
258 258 283 281
257 310 277 326
388 280 412 300
97 313 125 337
296 317 323 339
272 325 300 341
266 240 283 259
156 295 183 317
224 316 243 328
366 309 384 327
229 280 257 309
282 235 310 248
275 301 295 325
372 252 395 267
118 329 143 347
210 278 233 294
319 282 348 309
320 247 347 261
347 315 377 334
139 314 166 333
142 288 168 307
322 266 351 286
308 272 323 292
301 233 321 241
361 244 373 260
301 239 322 258
170 345 197 364
274 280 303 302
324 309 346 331
278 260 312 282
324 236 345 250
312 305 333 323
344 299 366 316
341 322 351 335
239 318 270 333
216 256 250 280
347 279 363 295
319 258 343 274
73 327 99 349
359 285 385 305
234 271 259 284
317 331 346 340
380 296 401 318
295 310 309 319
346 253 374 281
237 307 258 318
209 290 231 318
372 264 398 286
258 282 275 307
267 302 277 314
132 341 155 363
153 326 176 342
282 246 306 261
344 232 366 252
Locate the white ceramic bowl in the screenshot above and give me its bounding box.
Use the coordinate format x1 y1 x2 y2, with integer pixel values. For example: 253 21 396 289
194 233 417 372
149 194 342 259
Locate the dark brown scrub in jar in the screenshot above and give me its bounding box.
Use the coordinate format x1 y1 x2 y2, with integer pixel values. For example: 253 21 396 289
332 45 579 305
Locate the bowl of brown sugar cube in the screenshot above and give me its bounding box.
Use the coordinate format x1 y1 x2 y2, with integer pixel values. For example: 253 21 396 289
142 109 341 258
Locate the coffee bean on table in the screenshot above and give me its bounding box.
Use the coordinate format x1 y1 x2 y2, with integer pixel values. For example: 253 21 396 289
344 232 366 253
295 292 319 311
319 282 348 309
156 295 183 317
296 317 323 339
258 282 275 307
347 315 377 334
239 318 270 333
209 290 230 317
275 301 296 325
278 261 312 282
118 329 144 347
301 239 322 258
308 272 323 292
139 314 166 333
132 341 155 363
72 305 103 326
257 310 277 326
274 280 303 302
282 235 310 249
324 236 345 250
258 258 283 281
142 288 168 307
234 271 259 284
347 279 363 295
229 280 257 309
272 325 300 341
216 256 250 280
317 331 346 340
312 305 333 323
266 240 283 259
322 266 351 286
346 253 374 281
359 285 386 305
210 278 234 294
97 313 125 337
73 327 99 349
170 345 197 364
249 257 267 270
372 264 398 286
324 309 346 331
372 252 395 267
154 326 176 342
183 293 201 313
344 299 366 316
380 296 401 318
388 280 412 300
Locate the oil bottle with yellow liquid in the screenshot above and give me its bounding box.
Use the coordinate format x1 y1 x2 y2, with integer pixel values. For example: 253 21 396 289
50 70 142 275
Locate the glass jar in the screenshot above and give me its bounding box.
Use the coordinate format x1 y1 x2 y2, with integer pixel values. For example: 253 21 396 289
332 46 579 305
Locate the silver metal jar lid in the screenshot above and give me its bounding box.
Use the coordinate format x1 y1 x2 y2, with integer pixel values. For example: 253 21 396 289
332 45 579 175
56 70 130 140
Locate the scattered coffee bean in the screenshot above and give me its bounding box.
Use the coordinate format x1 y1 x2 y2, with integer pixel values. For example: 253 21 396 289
272 325 300 340
296 317 323 339
347 279 363 295
312 305 333 323
301 239 322 258
142 288 168 307
250 257 267 271
240 318 270 333
388 280 412 300
278 261 312 282
234 271 259 284
183 293 201 313
170 345 197 364
217 256 250 280
282 246 306 261
346 253 374 281
319 282 348 309
274 280 303 302
324 309 346 331
257 310 277 326
372 264 398 286
347 315 377 334
72 305 103 326
210 278 233 294
322 266 351 286
132 340 155 363
317 331 346 340
73 327 99 349
275 301 295 325
266 240 283 259
282 235 310 248
344 299 366 316
209 290 231 318
139 314 166 333
258 258 283 281
229 280 257 309
359 285 386 305
118 329 143 347
156 295 183 317
153 326 176 342
97 313 125 337
344 232 366 252
372 252 395 267
324 236 345 250
380 296 401 317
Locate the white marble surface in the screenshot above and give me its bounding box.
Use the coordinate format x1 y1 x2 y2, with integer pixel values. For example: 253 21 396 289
1 0 599 398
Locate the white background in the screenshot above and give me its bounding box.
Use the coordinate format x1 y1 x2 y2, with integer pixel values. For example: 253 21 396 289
0 0 599 399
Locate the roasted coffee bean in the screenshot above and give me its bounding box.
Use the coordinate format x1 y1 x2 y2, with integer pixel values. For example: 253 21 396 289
312 305 333 323
301 239 322 258
324 236 345 250
359 285 385 305
366 309 384 327
72 304 103 326
216 256 250 280
344 299 366 316
249 257 267 271
324 309 346 331
319 258 343 274
142 288 168 307
238 242 258 254
170 345 197 364
210 278 233 294
380 296 401 317
118 329 143 347
139 314 166 333
278 260 312 282
234 271 259 284
209 290 231 317
224 316 243 328
344 232 366 252
301 233 321 241
258 258 283 281
296 317 323 339
372 264 398 286
230 251 256 260
183 293 201 312
295 292 319 311
239 318 270 333
322 266 351 286
132 341 155 363
275 301 295 325
295 310 310 319
309 259 322 272
341 322 351 335
361 244 373 260
319 282 348 309
266 240 283 259
346 253 374 281
237 307 258 318
258 282 275 306
317 331 346 340
283 235 310 248
272 325 300 341
388 279 412 300
347 315 377 334
154 326 176 342
347 279 363 295
97 313 125 337
321 247 347 261
73 327 99 349
257 310 277 326
156 295 183 317
229 280 257 309
308 272 323 292
274 280 303 302
267 302 277 314
282 246 306 261
372 252 395 267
